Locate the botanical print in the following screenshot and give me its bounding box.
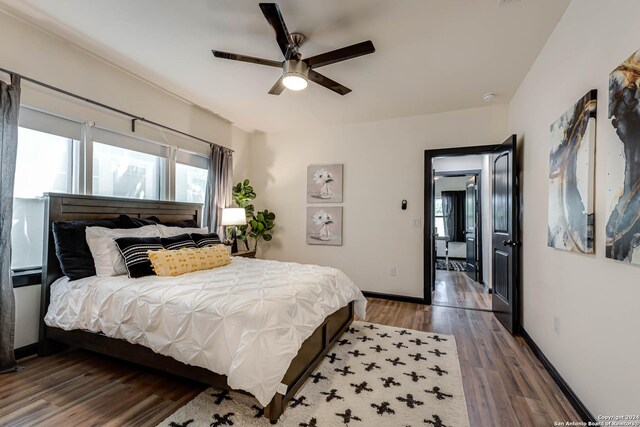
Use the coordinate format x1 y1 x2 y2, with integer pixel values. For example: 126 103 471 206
606 50 640 265
307 164 343 203
306 207 342 246
548 90 597 254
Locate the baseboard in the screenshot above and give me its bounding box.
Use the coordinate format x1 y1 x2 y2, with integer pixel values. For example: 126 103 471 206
14 343 38 360
362 291 425 305
520 328 595 423
482 280 493 294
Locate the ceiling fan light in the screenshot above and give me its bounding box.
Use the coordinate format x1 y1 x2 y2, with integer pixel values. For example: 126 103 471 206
282 59 309 91
283 74 308 91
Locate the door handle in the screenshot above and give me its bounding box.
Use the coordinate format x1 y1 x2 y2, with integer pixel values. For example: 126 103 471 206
503 240 521 247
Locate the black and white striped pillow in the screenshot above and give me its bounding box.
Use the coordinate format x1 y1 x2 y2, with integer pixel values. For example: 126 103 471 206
190 232 222 248
114 237 163 278
160 233 197 251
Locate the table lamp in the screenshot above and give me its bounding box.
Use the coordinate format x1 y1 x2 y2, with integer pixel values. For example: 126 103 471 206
221 208 247 253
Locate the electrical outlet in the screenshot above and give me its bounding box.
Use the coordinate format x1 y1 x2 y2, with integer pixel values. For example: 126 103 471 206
411 218 422 227
389 267 397 277
554 316 560 335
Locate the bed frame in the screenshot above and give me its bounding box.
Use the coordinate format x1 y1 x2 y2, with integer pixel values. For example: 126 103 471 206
38 193 354 423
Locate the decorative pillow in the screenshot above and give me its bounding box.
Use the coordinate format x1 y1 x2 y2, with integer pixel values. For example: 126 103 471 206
160 233 197 251
52 217 135 281
190 232 222 248
147 245 231 277
114 237 163 278
147 216 199 228
157 224 208 238
118 214 158 227
85 225 161 277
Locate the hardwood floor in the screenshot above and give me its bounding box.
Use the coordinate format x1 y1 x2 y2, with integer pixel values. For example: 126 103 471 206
434 270 493 310
0 298 578 426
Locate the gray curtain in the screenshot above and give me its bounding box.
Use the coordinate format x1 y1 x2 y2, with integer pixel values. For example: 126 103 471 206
441 190 465 242
0 75 21 373
203 144 233 236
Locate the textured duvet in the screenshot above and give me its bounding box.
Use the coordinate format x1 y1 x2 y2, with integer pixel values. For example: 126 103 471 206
44 257 366 406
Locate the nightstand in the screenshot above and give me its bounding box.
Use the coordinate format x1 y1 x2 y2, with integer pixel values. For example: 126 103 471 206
232 250 256 258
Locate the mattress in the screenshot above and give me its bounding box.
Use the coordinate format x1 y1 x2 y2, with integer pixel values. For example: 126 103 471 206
44 257 366 406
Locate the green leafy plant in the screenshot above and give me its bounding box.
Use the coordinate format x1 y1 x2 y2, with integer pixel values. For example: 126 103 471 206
249 209 276 251
231 179 256 250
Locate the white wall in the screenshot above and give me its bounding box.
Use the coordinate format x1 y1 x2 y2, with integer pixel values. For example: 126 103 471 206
508 0 640 415
0 9 250 349
250 104 507 298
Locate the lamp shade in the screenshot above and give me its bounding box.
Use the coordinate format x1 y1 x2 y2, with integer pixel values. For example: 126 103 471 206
220 208 247 226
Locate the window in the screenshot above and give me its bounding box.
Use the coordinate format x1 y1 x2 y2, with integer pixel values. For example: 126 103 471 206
434 196 446 237
12 128 75 269
92 142 164 200
175 163 208 203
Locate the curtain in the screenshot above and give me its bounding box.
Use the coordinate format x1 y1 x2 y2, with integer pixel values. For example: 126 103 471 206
0 75 20 373
203 144 233 236
441 190 465 242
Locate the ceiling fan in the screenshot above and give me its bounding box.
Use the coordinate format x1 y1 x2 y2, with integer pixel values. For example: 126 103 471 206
211 3 375 95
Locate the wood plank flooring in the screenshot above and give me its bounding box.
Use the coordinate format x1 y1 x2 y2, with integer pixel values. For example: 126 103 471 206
0 298 578 426
434 270 493 310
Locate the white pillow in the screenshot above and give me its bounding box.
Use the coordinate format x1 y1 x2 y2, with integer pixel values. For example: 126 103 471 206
86 225 161 277
156 224 208 238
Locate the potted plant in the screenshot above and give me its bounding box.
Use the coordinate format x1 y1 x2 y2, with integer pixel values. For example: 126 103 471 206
231 179 276 252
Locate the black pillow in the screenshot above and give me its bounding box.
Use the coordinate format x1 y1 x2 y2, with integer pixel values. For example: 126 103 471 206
147 216 199 228
190 232 222 248
52 217 134 281
118 214 158 227
115 237 163 278
161 233 197 251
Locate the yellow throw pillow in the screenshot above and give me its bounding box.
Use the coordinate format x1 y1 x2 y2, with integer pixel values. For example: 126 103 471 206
147 245 231 277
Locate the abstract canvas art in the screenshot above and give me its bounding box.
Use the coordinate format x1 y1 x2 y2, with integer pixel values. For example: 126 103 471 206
606 50 640 265
306 206 342 246
307 164 343 203
548 90 597 254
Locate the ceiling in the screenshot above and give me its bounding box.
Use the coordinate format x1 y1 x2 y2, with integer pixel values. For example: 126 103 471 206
0 0 570 133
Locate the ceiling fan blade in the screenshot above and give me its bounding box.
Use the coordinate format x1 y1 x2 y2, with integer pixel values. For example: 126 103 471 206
304 40 375 69
212 50 282 68
308 70 351 96
268 76 285 95
259 3 295 59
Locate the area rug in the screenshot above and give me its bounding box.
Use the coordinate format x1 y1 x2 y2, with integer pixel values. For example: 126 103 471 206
157 321 469 427
436 259 467 272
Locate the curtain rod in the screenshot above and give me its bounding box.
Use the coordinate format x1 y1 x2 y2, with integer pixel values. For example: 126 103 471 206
0 67 231 152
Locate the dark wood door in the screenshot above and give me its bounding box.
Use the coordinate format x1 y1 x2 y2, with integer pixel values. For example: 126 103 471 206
492 135 520 334
465 176 477 281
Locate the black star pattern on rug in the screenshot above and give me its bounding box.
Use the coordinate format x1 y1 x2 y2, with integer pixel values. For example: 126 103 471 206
336 409 362 424
362 324 379 330
397 329 412 336
250 405 264 418
428 335 448 342
356 335 373 343
409 352 427 361
362 361 382 372
371 401 396 415
429 365 448 376
337 339 351 346
392 342 408 349
376 332 391 338
424 414 448 426
210 390 232 405
347 349 366 358
299 418 318 427
290 396 311 408
397 393 424 409
335 366 356 376
428 349 446 357
369 344 388 353
169 420 193 427
347 327 360 334
210 412 234 427
425 386 453 400
409 338 428 346
310 372 328 383
326 353 342 364
385 357 406 366
404 371 427 382
320 389 344 402
380 376 401 388
350 381 373 394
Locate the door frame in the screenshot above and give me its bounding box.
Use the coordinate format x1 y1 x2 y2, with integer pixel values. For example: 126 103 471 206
423 145 500 305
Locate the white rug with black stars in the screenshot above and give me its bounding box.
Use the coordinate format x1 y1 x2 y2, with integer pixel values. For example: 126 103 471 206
157 321 469 427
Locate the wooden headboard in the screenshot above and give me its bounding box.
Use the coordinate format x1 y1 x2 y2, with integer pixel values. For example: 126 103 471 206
39 193 203 347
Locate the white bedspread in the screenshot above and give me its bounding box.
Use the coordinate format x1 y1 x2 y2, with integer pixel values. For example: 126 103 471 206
44 257 366 406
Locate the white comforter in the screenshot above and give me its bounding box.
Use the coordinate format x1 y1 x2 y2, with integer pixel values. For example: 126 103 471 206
44 257 366 406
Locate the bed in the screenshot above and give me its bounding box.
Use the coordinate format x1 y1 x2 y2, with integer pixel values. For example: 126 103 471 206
38 193 366 423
